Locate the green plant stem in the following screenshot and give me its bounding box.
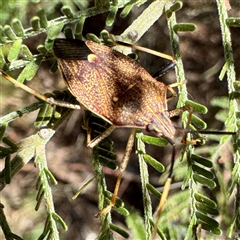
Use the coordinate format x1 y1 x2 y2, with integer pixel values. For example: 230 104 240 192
1 1 138 72
216 0 240 237
216 0 239 132
0 101 44 125
0 128 55 191
166 4 199 239
184 149 197 240
8 54 44 71
121 0 171 43
92 147 113 239
136 131 152 239
116 0 172 57
34 128 61 239
166 3 188 113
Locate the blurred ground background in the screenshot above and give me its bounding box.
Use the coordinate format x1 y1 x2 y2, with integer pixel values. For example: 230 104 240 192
1 0 240 239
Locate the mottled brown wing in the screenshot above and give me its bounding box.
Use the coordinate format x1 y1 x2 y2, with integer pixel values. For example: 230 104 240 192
112 80 175 139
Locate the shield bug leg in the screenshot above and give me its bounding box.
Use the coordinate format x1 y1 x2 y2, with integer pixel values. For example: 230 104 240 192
87 125 117 148
81 113 92 144
81 112 114 148
166 82 186 102
98 129 136 216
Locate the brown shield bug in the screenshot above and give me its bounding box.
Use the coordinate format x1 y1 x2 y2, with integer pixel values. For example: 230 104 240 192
51 38 188 219
52 39 177 143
